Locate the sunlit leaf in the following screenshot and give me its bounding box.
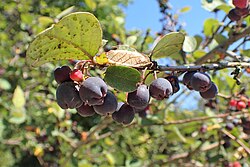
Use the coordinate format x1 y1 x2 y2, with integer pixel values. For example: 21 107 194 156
194 35 203 49
151 32 185 59
183 36 197 53
104 66 141 92
12 86 25 108
84 0 97 11
27 12 102 67
203 18 220 37
9 107 26 124
0 79 11 90
193 50 206 59
180 6 191 13
241 49 250 57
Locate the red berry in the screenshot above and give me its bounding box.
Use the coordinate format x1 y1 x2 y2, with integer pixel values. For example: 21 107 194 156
248 100 250 107
229 99 237 107
233 161 242 167
236 101 246 110
233 0 249 9
70 69 83 82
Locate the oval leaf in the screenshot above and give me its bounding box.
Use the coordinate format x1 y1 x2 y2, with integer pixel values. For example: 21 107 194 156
27 12 102 67
151 32 185 60
9 107 26 124
12 86 25 108
104 66 141 92
183 36 197 53
179 6 191 13
203 18 220 37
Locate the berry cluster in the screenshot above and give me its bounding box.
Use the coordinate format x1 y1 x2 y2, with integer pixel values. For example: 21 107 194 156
229 95 249 111
182 71 218 99
228 0 250 21
53 65 184 125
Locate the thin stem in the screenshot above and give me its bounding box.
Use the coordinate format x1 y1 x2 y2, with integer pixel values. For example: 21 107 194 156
157 62 250 72
221 129 250 155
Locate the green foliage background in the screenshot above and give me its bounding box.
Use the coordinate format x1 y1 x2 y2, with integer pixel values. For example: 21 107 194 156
0 0 250 166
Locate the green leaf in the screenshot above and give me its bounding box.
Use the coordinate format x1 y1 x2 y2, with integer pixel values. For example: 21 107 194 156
183 36 197 53
201 0 226 12
38 16 54 28
9 107 26 124
214 34 227 44
151 32 185 59
12 86 25 108
216 4 232 13
203 18 220 37
27 12 102 67
0 79 11 90
126 35 137 46
193 50 206 59
241 49 250 57
84 0 97 11
179 6 191 13
104 66 141 92
194 35 203 49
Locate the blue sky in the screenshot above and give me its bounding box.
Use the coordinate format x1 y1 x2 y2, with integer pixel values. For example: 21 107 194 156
123 0 221 110
124 0 218 36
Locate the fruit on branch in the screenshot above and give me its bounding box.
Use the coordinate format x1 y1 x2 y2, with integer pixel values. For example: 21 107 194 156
54 66 72 84
223 140 231 149
56 82 83 109
70 69 83 82
235 7 250 17
199 124 207 133
149 78 173 100
199 82 218 99
229 99 238 107
93 91 118 116
79 77 108 105
233 0 249 9
166 75 180 93
127 84 150 109
190 72 212 92
112 103 135 125
241 117 250 134
76 103 96 117
236 101 246 110
183 71 196 90
225 122 234 131
228 9 241 21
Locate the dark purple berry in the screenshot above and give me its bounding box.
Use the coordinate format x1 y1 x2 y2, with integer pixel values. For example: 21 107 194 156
127 84 150 109
149 78 173 100
112 103 135 125
183 71 196 90
228 9 241 21
190 72 212 92
93 92 118 116
76 103 96 117
56 82 83 109
54 66 72 84
166 75 180 93
225 122 234 131
200 82 218 99
79 77 108 105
